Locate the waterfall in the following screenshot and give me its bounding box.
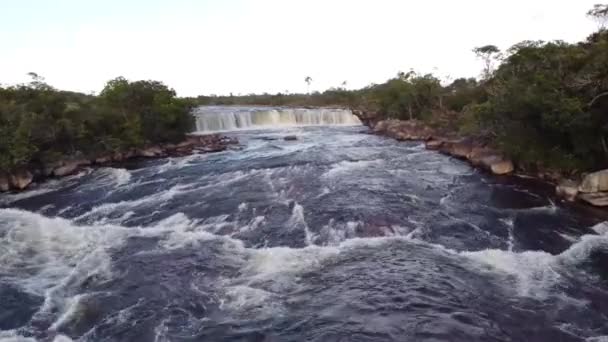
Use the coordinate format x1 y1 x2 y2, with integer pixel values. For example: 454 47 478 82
193 106 362 132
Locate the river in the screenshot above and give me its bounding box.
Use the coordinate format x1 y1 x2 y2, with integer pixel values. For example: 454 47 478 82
1 106 608 341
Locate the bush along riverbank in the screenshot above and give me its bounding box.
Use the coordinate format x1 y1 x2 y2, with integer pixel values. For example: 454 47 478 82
356 114 608 208
0 75 239 193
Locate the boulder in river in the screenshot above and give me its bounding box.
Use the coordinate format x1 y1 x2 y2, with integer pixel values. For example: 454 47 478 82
579 169 608 193
556 179 580 201
53 160 89 177
490 160 514 175
284 135 298 141
578 192 608 207
425 140 443 150
9 169 33 190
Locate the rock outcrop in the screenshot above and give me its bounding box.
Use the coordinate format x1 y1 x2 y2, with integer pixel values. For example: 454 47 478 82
578 192 608 207
556 179 580 202
579 170 608 193
363 117 608 208
490 160 515 175
0 133 238 193
373 119 436 141
137 146 164 158
53 159 90 177
352 109 380 127
371 119 515 176
9 170 33 190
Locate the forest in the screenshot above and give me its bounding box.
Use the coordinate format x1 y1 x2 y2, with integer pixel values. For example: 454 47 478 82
0 75 194 172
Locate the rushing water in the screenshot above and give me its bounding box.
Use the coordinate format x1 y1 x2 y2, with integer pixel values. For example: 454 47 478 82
1 107 608 342
193 106 361 132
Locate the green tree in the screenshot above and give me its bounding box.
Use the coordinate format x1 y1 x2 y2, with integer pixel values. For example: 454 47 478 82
473 45 501 79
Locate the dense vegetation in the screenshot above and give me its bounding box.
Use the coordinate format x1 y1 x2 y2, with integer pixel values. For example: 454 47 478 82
0 75 194 172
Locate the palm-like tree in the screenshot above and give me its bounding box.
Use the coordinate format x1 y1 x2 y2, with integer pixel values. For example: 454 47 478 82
305 76 312 94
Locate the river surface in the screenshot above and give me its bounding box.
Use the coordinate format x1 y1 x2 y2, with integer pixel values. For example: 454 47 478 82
1 107 608 341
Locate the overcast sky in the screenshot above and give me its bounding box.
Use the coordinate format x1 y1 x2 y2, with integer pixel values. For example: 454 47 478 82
0 0 600 96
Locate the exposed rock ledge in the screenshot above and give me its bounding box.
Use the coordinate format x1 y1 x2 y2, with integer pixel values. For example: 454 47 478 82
372 119 515 176
0 134 238 193
367 118 607 207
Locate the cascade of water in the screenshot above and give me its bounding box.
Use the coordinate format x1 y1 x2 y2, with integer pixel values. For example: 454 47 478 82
193 107 362 132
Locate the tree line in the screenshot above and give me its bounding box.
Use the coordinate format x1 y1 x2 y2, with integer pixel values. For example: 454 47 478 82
0 75 194 172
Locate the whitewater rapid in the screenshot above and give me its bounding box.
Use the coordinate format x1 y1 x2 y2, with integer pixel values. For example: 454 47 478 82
1 113 608 341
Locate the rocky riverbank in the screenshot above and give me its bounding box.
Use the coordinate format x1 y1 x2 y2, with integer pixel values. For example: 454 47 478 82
0 134 238 193
358 116 608 208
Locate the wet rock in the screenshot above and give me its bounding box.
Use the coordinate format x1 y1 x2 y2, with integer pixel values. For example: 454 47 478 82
42 162 61 177
425 140 443 150
164 143 177 151
95 155 112 164
556 179 580 201
112 152 124 162
176 140 195 149
352 109 380 127
579 169 608 193
490 160 514 175
284 135 298 141
138 146 164 158
451 141 473 158
0 173 9 192
467 147 494 164
9 170 33 190
123 150 137 159
579 192 608 207
373 119 436 141
53 160 88 177
197 145 226 153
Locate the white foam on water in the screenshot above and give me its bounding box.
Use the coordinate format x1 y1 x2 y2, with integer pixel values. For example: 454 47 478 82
0 209 130 339
323 159 384 178
458 227 608 298
438 163 474 176
0 330 37 342
461 248 558 297
49 294 87 331
591 221 608 235
219 285 281 315
75 183 195 221
316 187 331 198
287 203 313 246
587 336 608 342
0 333 70 342
0 171 90 205
499 218 515 251
155 153 210 174
96 168 132 187
316 219 361 246
237 216 266 234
